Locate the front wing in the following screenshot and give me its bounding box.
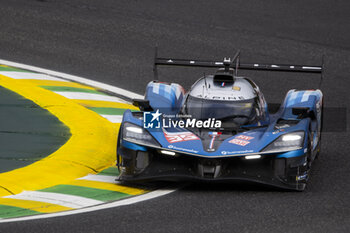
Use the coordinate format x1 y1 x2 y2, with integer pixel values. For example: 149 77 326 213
117 142 309 191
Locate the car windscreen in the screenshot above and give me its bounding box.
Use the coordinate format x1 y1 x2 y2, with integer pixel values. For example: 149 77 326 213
184 95 261 126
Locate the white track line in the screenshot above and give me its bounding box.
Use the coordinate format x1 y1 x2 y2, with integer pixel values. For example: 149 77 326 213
0 71 68 82
100 115 123 123
4 191 103 208
78 174 117 184
0 188 175 223
53 91 129 103
0 59 143 99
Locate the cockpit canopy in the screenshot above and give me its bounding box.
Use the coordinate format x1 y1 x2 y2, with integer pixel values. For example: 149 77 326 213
183 76 268 126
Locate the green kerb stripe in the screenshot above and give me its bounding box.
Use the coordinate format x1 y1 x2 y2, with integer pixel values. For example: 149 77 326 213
98 166 120 176
0 66 30 72
88 107 134 115
40 185 130 202
0 205 41 219
40 86 107 95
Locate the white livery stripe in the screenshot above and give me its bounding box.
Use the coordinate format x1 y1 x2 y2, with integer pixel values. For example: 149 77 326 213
174 85 181 99
5 191 103 209
100 115 123 123
153 83 160 94
78 174 116 184
164 85 171 93
53 92 128 103
289 91 299 102
0 71 68 82
301 91 312 102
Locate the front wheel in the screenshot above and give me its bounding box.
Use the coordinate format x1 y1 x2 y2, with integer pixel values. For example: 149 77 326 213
116 128 123 174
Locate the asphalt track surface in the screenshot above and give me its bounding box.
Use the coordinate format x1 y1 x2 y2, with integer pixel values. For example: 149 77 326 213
0 0 349 232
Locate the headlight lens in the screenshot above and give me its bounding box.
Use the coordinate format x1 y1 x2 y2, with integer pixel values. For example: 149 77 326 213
262 131 304 153
122 122 160 147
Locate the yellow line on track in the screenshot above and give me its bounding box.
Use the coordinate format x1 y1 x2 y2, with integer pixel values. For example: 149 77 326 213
0 74 117 196
68 180 146 195
0 198 73 213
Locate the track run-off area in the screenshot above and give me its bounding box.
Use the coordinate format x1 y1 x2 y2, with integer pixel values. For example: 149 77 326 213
0 60 175 222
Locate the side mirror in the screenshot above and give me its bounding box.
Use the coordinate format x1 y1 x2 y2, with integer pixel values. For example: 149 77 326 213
292 107 312 119
132 99 153 111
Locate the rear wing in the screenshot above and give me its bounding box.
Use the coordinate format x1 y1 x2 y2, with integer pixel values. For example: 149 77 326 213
153 48 324 80
155 58 323 73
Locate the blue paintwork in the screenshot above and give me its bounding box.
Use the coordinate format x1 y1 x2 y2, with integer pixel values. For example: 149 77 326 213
122 140 148 151
145 81 185 115
276 149 306 158
121 86 323 159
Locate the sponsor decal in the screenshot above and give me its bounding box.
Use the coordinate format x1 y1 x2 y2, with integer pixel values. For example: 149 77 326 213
211 96 245 100
164 131 199 143
221 150 254 155
229 139 250 146
167 145 199 154
228 135 254 146
235 135 254 141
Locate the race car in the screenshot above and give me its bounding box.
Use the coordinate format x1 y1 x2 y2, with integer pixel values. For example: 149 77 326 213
116 50 323 191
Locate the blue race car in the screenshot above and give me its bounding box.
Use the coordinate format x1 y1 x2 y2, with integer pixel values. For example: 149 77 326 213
117 51 323 191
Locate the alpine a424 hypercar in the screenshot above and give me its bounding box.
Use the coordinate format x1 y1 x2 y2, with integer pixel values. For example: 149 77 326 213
117 50 323 191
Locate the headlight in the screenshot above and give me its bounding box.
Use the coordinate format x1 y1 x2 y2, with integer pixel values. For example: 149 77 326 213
262 131 304 153
122 122 160 147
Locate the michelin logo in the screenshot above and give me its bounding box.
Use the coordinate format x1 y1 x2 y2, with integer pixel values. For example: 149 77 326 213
221 150 254 155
